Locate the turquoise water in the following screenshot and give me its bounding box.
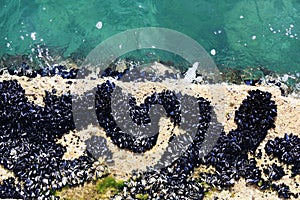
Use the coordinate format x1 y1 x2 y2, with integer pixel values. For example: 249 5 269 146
1 0 300 75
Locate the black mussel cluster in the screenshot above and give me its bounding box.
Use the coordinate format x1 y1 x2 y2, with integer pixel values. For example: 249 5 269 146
4 63 78 79
0 178 23 199
198 90 299 199
120 67 181 82
265 133 300 177
94 80 212 199
100 67 125 79
95 81 182 153
122 171 205 200
0 73 298 199
271 183 294 199
152 95 212 173
195 90 277 187
0 80 96 199
263 163 285 181
100 65 182 81
119 90 289 199
72 89 100 130
119 96 211 199
85 135 113 163
199 90 298 199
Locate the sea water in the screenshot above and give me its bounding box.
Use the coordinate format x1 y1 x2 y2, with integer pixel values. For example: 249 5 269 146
0 0 300 77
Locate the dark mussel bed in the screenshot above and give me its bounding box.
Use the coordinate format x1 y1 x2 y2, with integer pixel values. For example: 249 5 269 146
0 64 299 199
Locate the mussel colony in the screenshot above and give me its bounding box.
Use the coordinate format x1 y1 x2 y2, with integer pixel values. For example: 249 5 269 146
0 65 299 199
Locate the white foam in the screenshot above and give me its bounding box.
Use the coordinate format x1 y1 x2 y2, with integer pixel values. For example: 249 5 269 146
31 32 36 40
281 74 289 82
210 49 216 56
96 21 103 29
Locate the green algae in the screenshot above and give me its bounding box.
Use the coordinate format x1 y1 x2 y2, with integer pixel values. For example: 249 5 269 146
96 176 125 195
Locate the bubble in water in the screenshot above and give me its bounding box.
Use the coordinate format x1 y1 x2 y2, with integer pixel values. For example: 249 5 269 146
210 49 216 55
96 21 103 29
31 32 36 40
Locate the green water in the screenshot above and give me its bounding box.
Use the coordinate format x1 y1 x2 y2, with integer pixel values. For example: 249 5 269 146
1 0 300 75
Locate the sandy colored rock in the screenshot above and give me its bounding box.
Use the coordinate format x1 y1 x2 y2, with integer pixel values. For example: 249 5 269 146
0 165 14 183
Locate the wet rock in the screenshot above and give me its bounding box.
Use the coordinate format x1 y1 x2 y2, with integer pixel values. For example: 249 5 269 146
5 62 79 79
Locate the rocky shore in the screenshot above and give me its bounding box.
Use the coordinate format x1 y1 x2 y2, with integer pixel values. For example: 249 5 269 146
0 63 299 199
